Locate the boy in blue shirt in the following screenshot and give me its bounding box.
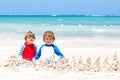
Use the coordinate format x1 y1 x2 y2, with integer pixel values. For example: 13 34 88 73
35 31 64 64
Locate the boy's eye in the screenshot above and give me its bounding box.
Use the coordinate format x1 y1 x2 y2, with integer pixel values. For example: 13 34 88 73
27 36 33 39
45 37 52 40
27 37 30 38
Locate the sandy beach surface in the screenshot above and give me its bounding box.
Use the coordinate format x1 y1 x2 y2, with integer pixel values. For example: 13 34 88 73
0 38 120 80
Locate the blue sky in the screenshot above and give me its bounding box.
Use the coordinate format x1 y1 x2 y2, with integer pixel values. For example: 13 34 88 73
0 0 120 15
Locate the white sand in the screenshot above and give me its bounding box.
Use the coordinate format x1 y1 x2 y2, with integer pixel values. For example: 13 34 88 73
0 38 120 80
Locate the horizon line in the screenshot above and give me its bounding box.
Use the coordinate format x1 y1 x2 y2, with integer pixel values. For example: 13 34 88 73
0 14 120 17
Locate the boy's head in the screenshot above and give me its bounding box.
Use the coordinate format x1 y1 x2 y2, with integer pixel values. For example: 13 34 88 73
43 31 55 44
24 31 35 44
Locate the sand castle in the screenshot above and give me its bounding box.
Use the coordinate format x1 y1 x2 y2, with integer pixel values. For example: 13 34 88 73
1 53 120 72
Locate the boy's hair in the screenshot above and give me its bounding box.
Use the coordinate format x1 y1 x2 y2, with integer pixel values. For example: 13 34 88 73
43 31 55 42
24 31 35 40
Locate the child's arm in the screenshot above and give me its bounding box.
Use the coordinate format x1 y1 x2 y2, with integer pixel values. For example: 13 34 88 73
34 44 44 60
53 44 65 59
33 43 37 53
18 44 25 56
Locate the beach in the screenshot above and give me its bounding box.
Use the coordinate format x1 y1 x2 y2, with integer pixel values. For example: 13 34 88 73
0 37 120 80
0 15 120 80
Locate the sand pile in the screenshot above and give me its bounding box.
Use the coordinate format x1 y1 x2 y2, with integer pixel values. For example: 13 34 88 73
1 53 120 72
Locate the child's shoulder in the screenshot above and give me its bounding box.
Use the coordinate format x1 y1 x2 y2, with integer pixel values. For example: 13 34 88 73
40 44 46 47
33 43 37 48
51 44 58 47
21 44 25 47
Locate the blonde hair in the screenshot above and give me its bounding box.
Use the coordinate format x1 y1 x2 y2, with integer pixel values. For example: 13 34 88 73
24 31 35 40
43 31 55 42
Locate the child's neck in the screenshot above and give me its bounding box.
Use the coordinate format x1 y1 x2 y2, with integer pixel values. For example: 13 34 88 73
25 42 33 45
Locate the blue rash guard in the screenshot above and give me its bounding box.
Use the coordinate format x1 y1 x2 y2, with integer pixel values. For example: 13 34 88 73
35 44 64 62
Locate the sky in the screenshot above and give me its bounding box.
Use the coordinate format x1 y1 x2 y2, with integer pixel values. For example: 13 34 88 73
0 0 120 15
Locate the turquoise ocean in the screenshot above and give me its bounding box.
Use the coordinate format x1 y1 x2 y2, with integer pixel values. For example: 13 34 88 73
0 15 120 40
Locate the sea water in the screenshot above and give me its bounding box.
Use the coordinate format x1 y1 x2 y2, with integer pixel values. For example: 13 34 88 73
0 15 120 40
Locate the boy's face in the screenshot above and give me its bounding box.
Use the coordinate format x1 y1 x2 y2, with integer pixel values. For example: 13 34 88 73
26 36 35 45
44 36 53 45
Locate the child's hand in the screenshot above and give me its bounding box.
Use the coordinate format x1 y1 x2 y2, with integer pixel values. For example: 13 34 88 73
61 58 65 64
32 60 39 68
33 59 39 64
17 55 22 59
